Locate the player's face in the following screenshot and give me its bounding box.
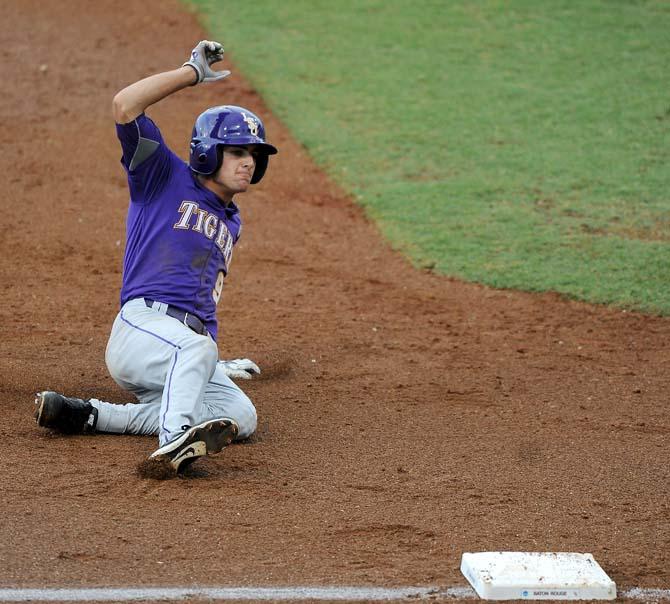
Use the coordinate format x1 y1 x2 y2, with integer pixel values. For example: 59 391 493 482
211 146 257 201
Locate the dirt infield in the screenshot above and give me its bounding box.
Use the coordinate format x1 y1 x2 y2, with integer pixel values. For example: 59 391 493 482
1 0 668 597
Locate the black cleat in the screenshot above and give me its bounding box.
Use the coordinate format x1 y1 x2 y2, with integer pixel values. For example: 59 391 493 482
149 418 239 474
34 391 98 434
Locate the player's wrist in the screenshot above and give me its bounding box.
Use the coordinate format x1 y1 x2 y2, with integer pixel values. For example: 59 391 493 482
181 63 201 86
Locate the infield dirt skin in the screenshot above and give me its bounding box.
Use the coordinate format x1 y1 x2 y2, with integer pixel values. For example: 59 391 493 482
1 0 669 598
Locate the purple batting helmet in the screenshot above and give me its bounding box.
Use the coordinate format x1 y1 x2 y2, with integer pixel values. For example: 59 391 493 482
189 105 278 184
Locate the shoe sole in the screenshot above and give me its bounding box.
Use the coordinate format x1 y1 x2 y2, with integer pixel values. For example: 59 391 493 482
34 391 57 427
150 418 239 473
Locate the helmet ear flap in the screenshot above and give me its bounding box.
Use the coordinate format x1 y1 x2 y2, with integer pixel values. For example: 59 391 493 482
189 140 219 174
251 154 269 184
190 139 207 166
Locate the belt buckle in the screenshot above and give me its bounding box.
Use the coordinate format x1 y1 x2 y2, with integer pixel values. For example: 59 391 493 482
183 312 191 329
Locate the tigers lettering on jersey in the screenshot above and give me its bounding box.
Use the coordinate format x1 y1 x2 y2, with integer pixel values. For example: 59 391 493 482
174 201 235 269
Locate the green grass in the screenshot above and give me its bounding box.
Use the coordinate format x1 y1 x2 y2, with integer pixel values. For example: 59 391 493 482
186 0 670 314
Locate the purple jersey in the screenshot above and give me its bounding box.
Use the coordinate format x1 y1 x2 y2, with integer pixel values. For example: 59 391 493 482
116 114 241 339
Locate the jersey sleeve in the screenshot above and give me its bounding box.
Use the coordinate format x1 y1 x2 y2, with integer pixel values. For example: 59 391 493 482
115 113 176 204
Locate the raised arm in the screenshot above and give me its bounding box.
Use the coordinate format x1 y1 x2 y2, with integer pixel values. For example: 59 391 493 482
112 40 231 124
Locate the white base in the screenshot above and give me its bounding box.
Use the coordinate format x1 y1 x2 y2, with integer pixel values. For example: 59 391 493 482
460 552 617 600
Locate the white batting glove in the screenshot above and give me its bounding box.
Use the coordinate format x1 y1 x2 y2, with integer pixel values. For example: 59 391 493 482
218 358 261 380
183 40 231 84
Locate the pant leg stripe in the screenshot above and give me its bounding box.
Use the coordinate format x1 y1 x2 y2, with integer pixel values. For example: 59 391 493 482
120 310 181 437
160 349 179 437
120 311 182 349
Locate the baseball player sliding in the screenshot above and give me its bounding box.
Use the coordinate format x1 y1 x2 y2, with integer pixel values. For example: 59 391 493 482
34 40 277 475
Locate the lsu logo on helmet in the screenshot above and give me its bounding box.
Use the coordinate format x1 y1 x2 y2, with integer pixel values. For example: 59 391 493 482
242 112 259 136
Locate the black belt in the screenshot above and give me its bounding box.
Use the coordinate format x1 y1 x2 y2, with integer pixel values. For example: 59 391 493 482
144 299 208 336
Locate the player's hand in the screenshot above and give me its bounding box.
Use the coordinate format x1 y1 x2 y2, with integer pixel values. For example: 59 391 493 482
218 358 261 380
183 40 231 84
